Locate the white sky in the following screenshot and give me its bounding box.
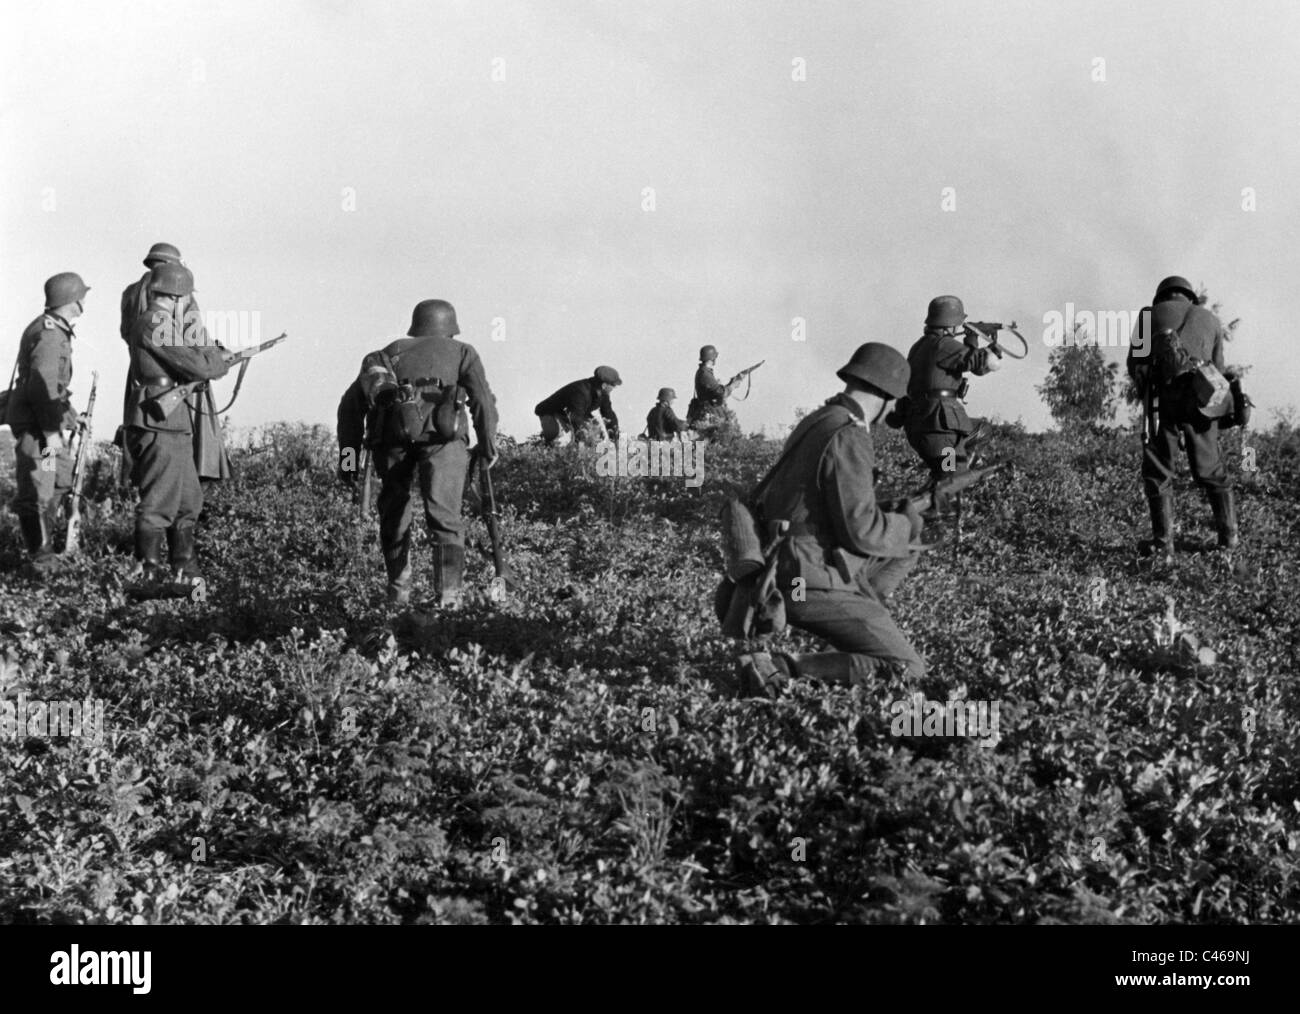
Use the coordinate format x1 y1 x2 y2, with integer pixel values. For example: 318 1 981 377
3 0 1298 439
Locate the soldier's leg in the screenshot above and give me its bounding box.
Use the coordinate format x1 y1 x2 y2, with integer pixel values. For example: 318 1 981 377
167 436 207 588
12 430 61 562
127 428 182 592
860 552 919 606
376 445 418 602
1140 418 1180 559
1183 420 1236 547
783 588 926 686
419 440 470 605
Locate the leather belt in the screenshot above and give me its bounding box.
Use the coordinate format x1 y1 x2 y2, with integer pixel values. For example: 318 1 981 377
919 388 958 399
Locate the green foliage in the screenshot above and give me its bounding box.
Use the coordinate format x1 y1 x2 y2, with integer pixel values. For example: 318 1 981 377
2 420 1300 923
1037 325 1119 428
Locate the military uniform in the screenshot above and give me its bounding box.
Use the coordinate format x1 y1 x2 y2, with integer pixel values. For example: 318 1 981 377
335 377 368 483
645 394 687 440
1127 278 1236 552
755 392 924 685
900 331 998 477
535 376 619 443
687 363 727 428
359 301 498 604
6 312 77 560
124 297 229 584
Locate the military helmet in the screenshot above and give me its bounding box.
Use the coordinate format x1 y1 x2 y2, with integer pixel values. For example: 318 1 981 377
657 387 676 401
43 272 91 309
925 295 966 328
595 365 622 386
837 342 910 400
144 242 182 267
1154 275 1197 303
407 299 460 338
699 344 718 361
149 262 194 297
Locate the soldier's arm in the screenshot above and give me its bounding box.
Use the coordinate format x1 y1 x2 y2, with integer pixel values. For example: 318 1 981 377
698 367 725 399
26 332 70 434
600 392 619 436
147 332 230 383
460 347 498 455
668 406 688 432
823 429 913 557
1212 322 1227 373
938 335 998 376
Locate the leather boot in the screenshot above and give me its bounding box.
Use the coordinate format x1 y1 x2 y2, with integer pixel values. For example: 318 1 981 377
167 523 203 598
18 514 45 555
786 651 873 687
127 527 171 598
22 512 62 575
434 543 466 608
1208 489 1239 549
735 651 792 698
1139 494 1174 564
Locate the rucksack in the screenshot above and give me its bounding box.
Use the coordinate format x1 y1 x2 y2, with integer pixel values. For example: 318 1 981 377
1150 304 1232 420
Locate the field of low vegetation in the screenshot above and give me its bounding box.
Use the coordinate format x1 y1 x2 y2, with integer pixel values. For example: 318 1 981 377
1 412 1298 923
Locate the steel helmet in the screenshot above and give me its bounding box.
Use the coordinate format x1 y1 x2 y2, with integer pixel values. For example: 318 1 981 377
699 344 718 361
149 262 195 297
144 242 182 267
836 343 910 400
657 387 676 401
407 299 460 338
43 272 91 309
925 295 966 328
595 365 622 386
1154 275 1197 303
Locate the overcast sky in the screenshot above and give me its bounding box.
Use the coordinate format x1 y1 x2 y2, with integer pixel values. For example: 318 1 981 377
3 0 1298 440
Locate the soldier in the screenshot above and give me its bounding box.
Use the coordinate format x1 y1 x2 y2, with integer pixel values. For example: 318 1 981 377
645 388 688 440
1127 275 1237 560
892 296 1000 478
335 376 368 486
687 345 734 429
735 343 928 696
122 262 230 597
534 366 621 445
120 243 230 485
5 273 90 573
358 299 498 606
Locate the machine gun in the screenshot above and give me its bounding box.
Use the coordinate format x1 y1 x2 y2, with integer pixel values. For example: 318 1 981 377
963 321 1029 360
64 371 98 554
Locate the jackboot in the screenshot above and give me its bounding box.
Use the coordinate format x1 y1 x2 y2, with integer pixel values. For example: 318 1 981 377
786 651 873 688
1138 494 1174 564
167 523 204 598
1208 489 1239 549
434 543 466 608
21 513 62 575
735 651 792 699
127 527 171 599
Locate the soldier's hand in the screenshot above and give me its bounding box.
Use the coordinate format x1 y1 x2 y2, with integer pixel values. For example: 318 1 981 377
984 352 1003 373
900 498 926 539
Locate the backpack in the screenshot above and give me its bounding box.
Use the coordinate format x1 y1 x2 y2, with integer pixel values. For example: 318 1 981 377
1150 304 1232 421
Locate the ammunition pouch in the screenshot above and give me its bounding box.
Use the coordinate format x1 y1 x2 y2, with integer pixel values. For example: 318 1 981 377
381 380 467 445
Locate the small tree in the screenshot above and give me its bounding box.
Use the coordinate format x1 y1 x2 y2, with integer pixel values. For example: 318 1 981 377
1037 324 1119 428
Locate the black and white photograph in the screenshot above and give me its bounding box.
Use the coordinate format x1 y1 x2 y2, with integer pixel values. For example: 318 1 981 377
0 0 1294 984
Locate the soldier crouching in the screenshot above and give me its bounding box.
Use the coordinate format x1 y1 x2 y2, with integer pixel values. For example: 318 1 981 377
736 342 927 696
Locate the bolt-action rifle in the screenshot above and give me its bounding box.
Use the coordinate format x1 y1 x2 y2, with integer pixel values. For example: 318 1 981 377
147 332 288 422
726 360 765 399
963 321 1029 360
64 371 98 555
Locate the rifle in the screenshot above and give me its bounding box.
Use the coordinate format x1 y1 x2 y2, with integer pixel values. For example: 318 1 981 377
964 322 1029 360
64 371 98 555
476 451 518 596
903 460 1005 518
726 360 765 398
1141 378 1176 481
222 332 287 366
358 447 374 521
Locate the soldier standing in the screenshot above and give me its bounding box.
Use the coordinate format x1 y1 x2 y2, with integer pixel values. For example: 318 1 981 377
359 299 498 606
534 366 621 445
122 263 229 597
687 345 733 429
893 296 1000 478
1127 275 1238 560
736 343 928 696
5 273 91 573
645 388 688 440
